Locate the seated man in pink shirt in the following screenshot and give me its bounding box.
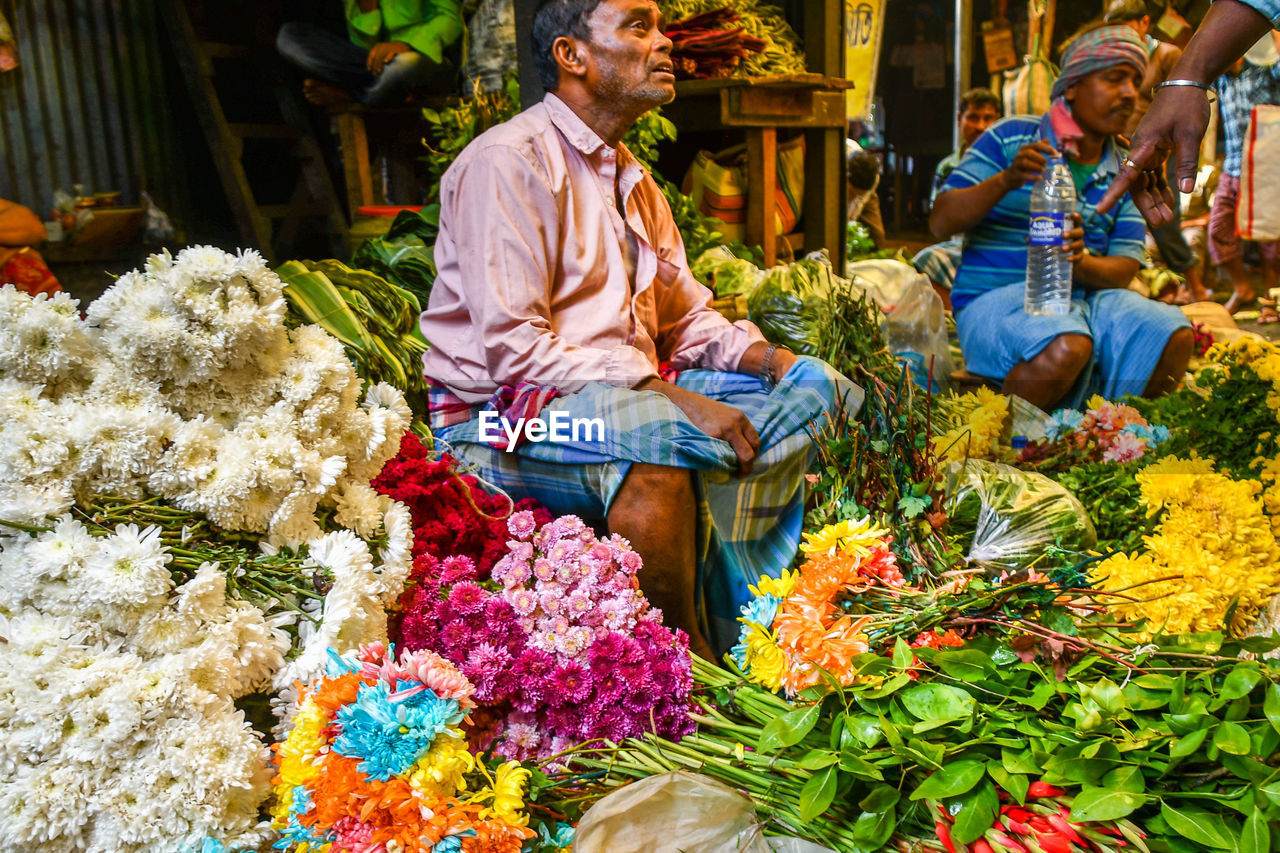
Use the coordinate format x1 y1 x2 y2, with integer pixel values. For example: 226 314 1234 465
419 0 858 657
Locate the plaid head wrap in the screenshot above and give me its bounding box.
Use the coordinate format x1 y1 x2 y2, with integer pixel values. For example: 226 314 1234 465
1048 25 1147 155
1050 25 1147 100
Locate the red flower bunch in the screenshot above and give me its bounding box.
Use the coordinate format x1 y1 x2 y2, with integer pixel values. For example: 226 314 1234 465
372 432 552 575
899 628 965 680
934 781 1146 853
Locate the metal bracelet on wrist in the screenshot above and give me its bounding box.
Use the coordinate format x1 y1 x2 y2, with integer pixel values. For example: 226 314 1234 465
760 343 779 390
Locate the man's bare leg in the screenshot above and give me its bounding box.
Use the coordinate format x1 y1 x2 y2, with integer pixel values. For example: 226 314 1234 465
1221 256 1257 314
606 463 714 660
1000 333 1093 411
1143 327 1194 397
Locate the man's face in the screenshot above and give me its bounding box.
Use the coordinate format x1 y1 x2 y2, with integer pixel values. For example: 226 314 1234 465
580 0 675 111
958 103 1000 148
1066 64 1141 137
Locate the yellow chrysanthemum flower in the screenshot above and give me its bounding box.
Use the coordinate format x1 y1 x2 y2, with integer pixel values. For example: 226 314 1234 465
276 697 327 788
800 517 891 557
742 624 787 692
408 728 475 799
752 569 798 600
1093 456 1280 638
473 761 532 826
932 388 1009 465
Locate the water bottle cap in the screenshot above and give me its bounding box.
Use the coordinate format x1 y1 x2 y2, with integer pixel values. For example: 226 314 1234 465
1011 435 1029 448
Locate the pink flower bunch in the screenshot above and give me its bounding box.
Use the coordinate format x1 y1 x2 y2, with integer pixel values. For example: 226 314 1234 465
394 512 694 761
1025 399 1169 468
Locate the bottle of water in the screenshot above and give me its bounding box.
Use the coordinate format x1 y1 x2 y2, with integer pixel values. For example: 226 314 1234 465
1025 156 1076 315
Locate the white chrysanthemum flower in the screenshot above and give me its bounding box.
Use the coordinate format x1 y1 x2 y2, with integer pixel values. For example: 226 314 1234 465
80 524 172 608
0 480 74 526
0 287 93 387
25 515 97 578
172 243 239 283
377 500 413 607
266 488 323 546
332 482 386 539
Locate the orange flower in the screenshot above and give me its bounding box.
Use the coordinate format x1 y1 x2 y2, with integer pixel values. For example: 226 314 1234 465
461 820 536 852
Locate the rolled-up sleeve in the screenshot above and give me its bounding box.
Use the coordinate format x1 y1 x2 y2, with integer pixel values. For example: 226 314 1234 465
442 145 659 391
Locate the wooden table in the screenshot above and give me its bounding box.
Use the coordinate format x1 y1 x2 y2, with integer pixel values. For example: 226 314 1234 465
665 74 853 268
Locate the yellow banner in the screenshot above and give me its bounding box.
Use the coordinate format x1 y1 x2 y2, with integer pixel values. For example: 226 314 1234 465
845 0 887 120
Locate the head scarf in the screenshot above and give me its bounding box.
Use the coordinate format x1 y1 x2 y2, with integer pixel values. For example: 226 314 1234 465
1048 24 1147 155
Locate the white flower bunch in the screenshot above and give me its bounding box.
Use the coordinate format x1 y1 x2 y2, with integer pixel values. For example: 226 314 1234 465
0 246 412 544
0 520 287 853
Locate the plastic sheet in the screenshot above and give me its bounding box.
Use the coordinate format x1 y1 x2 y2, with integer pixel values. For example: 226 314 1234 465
944 459 1096 572
573 772 837 853
846 259 955 392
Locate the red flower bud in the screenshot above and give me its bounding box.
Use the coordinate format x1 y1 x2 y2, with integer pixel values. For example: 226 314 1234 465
935 820 958 853
973 840 996 853
1027 781 1065 799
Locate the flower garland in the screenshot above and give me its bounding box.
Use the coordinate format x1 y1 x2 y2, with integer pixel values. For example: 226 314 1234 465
396 512 694 761
733 517 905 695
1092 455 1280 637
933 387 1009 466
271 643 539 852
372 432 551 572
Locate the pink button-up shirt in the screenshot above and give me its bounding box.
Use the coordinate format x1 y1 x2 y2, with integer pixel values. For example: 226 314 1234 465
420 93 765 404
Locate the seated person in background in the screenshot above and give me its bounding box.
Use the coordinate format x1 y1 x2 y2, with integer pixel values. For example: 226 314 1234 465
0 198 60 297
1210 38 1280 318
929 23 1192 412
931 88 1003 203
913 88 1003 298
846 140 885 249
1105 0 1210 304
277 0 462 106
419 0 859 656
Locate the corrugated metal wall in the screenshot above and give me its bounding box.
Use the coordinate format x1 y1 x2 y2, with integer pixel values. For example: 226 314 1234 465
0 0 182 219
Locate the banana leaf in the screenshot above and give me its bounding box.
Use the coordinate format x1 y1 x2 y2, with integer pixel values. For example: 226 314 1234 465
276 260 376 354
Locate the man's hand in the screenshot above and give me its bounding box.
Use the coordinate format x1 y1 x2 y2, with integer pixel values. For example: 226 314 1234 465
637 379 760 476
367 41 411 75
1065 212 1086 264
1001 141 1059 192
1096 89 1205 224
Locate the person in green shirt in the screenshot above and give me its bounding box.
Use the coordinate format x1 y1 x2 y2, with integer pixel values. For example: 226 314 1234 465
277 0 463 106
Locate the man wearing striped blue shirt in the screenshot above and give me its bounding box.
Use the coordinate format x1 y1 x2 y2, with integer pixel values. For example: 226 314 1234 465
930 23 1192 411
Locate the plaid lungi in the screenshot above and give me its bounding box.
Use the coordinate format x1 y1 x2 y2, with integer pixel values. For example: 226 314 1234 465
432 356 863 650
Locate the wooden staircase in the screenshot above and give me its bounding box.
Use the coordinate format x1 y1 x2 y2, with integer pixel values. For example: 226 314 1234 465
159 2 347 262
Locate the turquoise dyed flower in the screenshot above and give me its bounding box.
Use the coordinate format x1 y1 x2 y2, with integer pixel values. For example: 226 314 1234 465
333 681 463 780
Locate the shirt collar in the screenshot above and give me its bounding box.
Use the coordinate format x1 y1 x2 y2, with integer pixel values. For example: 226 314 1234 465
1036 111 1122 178
543 92 649 192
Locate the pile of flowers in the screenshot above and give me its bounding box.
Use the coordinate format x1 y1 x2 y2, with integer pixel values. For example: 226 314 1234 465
733 517 906 695
933 387 1009 465
931 781 1147 853
396 512 694 760
372 432 551 571
0 248 411 544
271 643 539 852
1026 396 1168 466
1092 455 1280 637
0 521 284 852
0 248 416 850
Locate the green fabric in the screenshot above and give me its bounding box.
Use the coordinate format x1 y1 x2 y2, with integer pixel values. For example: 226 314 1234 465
345 0 462 64
1066 156 1099 194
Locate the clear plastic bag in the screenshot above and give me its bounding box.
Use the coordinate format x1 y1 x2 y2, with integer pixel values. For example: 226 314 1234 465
944 460 1096 573
573 772 837 853
846 259 955 393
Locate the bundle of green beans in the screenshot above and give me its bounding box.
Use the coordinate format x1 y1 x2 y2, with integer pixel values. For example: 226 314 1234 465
659 0 806 77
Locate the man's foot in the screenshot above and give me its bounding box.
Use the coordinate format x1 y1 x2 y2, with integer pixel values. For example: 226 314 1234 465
1260 305 1280 324
1223 287 1258 315
302 79 352 106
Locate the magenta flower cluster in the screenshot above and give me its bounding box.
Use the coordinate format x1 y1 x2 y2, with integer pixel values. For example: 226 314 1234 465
396 512 694 761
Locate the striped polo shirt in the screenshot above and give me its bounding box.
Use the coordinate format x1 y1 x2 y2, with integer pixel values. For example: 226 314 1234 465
940 114 1148 313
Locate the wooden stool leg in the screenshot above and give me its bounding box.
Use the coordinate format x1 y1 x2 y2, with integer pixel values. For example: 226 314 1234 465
746 126 777 268
334 112 374 215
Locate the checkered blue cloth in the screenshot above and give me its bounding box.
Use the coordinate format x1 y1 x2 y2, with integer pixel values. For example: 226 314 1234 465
1240 0 1280 27
433 356 862 651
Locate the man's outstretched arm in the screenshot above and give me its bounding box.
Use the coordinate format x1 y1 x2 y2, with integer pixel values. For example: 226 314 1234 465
1098 0 1277 221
